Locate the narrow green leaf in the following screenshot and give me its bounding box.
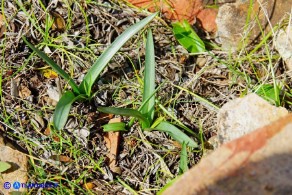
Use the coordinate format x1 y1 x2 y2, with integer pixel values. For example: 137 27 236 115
154 121 198 148
22 37 80 94
172 20 206 53
141 29 156 123
54 91 85 130
79 12 158 96
97 107 150 129
0 161 11 173
128 81 165 128
102 122 127 132
179 142 188 174
157 102 196 136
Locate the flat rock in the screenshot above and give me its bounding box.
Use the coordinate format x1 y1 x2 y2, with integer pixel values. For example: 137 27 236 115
216 0 291 50
163 114 292 194
0 138 28 194
217 93 288 145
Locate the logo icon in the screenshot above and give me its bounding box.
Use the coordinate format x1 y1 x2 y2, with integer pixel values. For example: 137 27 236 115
3 182 11 189
13 181 21 190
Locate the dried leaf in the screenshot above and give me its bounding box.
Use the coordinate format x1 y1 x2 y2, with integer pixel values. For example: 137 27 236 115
50 11 66 31
83 182 95 190
6 69 13 76
46 83 60 102
42 69 58 79
10 79 18 97
52 136 60 142
0 14 6 38
44 46 52 54
126 138 137 148
33 114 45 129
19 85 31 99
104 118 122 174
43 127 51 136
49 155 72 162
97 113 114 125
44 126 61 142
172 141 182 149
127 0 203 24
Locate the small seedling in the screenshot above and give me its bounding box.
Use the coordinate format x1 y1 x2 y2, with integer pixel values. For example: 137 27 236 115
23 12 158 130
97 29 198 148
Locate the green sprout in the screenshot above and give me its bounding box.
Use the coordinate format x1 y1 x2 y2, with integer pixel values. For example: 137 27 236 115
23 12 158 130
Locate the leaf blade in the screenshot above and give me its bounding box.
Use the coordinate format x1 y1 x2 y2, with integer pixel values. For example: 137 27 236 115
53 91 85 130
102 122 127 132
155 121 198 148
22 37 80 94
172 20 206 53
141 29 156 123
179 142 188 174
97 107 150 129
79 12 158 95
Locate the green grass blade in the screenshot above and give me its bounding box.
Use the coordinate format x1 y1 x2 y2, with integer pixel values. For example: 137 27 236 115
179 142 188 174
172 20 206 53
154 121 198 148
97 107 150 128
53 91 85 130
79 12 158 96
157 176 181 195
116 177 138 195
172 84 219 110
22 37 80 94
102 122 127 132
141 29 155 123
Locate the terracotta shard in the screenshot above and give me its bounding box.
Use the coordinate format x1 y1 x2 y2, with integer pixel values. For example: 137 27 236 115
163 114 292 194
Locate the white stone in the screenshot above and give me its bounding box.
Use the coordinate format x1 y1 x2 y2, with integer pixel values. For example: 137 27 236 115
274 17 292 70
217 93 288 144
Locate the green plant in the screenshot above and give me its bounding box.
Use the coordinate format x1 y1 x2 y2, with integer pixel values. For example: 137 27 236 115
255 83 281 105
97 29 197 148
172 20 206 53
22 12 158 130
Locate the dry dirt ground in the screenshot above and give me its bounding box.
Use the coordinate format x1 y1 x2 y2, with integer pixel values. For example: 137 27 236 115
0 0 291 194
